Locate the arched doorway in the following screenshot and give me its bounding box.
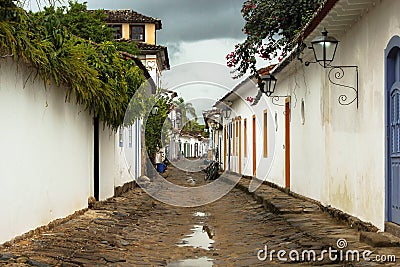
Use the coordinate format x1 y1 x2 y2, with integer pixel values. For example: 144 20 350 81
386 36 400 224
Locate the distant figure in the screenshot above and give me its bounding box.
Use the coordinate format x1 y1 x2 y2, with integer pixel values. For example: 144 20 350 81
155 150 163 164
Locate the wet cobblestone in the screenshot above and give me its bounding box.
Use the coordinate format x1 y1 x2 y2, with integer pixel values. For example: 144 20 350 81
1 164 400 266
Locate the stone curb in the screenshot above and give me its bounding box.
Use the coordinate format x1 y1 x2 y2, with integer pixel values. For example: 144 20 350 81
233 175 379 233
1 180 138 248
360 232 400 247
229 175 400 250
0 208 88 248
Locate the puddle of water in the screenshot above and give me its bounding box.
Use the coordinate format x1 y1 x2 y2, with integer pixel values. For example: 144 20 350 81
193 211 209 217
167 257 213 267
177 225 215 250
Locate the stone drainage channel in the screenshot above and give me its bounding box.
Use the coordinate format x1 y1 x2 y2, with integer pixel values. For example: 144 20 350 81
168 211 215 267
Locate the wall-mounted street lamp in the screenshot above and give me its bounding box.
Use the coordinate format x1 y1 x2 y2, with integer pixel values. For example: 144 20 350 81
310 28 339 68
151 104 159 115
306 28 359 108
222 106 232 119
258 73 289 107
258 74 277 97
209 120 217 130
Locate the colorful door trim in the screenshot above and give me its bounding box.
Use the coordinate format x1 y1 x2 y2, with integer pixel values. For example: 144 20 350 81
285 98 291 189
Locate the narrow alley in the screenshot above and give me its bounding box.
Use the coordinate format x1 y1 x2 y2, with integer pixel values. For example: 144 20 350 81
1 165 399 266
2 1 400 266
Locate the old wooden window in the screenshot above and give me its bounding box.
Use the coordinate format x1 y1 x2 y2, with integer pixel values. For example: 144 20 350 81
110 24 122 39
130 25 145 41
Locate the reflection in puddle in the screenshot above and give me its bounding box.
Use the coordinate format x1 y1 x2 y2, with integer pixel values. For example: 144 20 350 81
167 257 213 267
177 225 215 250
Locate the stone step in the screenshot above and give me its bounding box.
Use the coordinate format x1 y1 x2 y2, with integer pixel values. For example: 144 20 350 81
385 222 400 239
360 231 400 247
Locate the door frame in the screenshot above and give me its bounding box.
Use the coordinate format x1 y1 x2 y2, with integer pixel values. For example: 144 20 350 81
224 126 227 171
252 115 256 176
285 98 291 189
239 118 242 174
385 36 400 223
228 123 232 170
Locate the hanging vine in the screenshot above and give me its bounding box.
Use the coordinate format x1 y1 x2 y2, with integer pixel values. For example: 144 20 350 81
226 0 324 78
0 1 147 129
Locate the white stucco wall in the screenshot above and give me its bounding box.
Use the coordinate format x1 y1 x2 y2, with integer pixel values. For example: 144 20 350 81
114 122 142 188
269 0 399 229
222 79 282 185
0 59 94 243
272 62 327 203
99 127 116 200
179 135 202 158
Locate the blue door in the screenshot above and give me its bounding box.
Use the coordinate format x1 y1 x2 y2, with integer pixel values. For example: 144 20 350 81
386 37 400 224
389 82 400 224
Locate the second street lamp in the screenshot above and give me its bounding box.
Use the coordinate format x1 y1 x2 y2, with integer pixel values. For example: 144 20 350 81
258 73 277 97
222 106 232 119
257 72 290 107
209 120 217 130
151 104 159 115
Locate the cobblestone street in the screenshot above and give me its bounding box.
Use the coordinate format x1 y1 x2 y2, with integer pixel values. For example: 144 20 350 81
1 163 400 266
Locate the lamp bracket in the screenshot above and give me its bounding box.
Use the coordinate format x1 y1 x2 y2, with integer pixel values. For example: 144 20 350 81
304 60 316 66
269 95 290 107
328 65 359 108
304 62 359 108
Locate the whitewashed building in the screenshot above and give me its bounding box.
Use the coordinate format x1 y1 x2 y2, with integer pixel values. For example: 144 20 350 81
218 0 400 232
215 77 278 180
106 9 170 192
178 133 206 158
0 9 169 244
0 57 155 244
104 9 170 89
0 58 95 243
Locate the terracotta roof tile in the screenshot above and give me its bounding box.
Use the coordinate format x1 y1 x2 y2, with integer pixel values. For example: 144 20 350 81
258 65 276 76
136 42 166 52
102 9 162 30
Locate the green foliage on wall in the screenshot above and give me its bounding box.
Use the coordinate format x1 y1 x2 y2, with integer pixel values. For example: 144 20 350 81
145 95 175 163
53 1 114 43
227 0 324 78
0 1 147 129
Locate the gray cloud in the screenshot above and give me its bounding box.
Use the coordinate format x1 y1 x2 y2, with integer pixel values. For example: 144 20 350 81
162 42 181 59
86 0 246 43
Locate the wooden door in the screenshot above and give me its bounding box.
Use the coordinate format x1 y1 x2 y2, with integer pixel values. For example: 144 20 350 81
223 127 227 171
386 44 400 224
389 82 400 223
239 119 242 174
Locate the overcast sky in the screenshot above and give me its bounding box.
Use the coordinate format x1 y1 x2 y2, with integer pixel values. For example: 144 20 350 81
84 0 249 111
27 0 246 65
84 0 247 66
26 0 250 116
